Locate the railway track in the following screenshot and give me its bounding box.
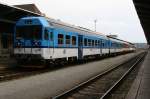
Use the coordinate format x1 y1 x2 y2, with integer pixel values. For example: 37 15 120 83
0 56 107 82
0 52 136 82
0 67 56 82
52 52 147 99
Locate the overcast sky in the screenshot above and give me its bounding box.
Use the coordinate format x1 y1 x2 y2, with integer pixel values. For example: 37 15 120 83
1 0 147 43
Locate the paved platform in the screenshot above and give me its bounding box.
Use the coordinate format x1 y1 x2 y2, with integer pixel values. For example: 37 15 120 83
126 50 150 99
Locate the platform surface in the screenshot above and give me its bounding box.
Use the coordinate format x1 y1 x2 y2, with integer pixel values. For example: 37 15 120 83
126 50 150 99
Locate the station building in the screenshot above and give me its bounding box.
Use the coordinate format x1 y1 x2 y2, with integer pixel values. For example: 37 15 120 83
0 3 42 57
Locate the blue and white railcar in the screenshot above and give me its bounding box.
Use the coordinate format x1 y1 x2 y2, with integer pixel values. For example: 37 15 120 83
14 17 80 61
101 38 110 55
13 16 135 65
14 17 106 62
108 38 123 54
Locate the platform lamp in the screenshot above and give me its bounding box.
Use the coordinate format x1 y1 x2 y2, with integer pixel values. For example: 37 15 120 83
94 19 97 32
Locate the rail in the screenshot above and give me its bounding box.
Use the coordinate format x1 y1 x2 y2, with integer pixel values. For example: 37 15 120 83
52 52 147 99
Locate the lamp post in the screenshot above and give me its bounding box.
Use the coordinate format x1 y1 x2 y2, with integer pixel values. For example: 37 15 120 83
94 19 97 32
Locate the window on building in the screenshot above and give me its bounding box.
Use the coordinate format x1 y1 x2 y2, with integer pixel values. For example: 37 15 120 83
72 36 76 45
58 34 64 44
66 35 70 44
84 38 87 46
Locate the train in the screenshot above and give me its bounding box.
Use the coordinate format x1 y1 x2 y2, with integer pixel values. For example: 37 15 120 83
13 17 135 66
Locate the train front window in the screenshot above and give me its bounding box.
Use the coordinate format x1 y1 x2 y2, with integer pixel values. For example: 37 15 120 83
16 25 42 40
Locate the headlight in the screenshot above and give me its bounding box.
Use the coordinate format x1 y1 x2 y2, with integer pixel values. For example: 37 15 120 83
32 40 41 46
16 42 21 47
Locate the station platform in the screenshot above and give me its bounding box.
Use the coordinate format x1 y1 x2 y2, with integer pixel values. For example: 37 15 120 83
126 50 150 99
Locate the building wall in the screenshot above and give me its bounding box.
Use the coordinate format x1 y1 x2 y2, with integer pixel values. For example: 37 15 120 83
0 33 2 55
0 32 13 56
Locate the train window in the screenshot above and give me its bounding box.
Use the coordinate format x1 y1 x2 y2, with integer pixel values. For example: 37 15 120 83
50 32 53 40
98 40 100 46
102 42 105 47
72 36 76 45
66 35 70 44
92 40 94 46
97 40 99 46
111 43 113 47
102 40 104 47
84 38 87 46
95 40 98 46
24 20 32 24
116 43 118 48
112 43 115 47
88 39 91 46
16 25 42 40
106 41 108 48
58 34 64 45
44 29 49 40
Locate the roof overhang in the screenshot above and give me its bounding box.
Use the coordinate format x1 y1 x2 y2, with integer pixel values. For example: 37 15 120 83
0 2 41 23
133 0 150 44
0 2 41 32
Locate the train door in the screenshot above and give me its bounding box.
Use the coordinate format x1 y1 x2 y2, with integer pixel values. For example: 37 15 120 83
48 28 54 58
101 39 104 54
99 39 102 55
44 28 54 58
78 35 83 60
108 39 111 54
